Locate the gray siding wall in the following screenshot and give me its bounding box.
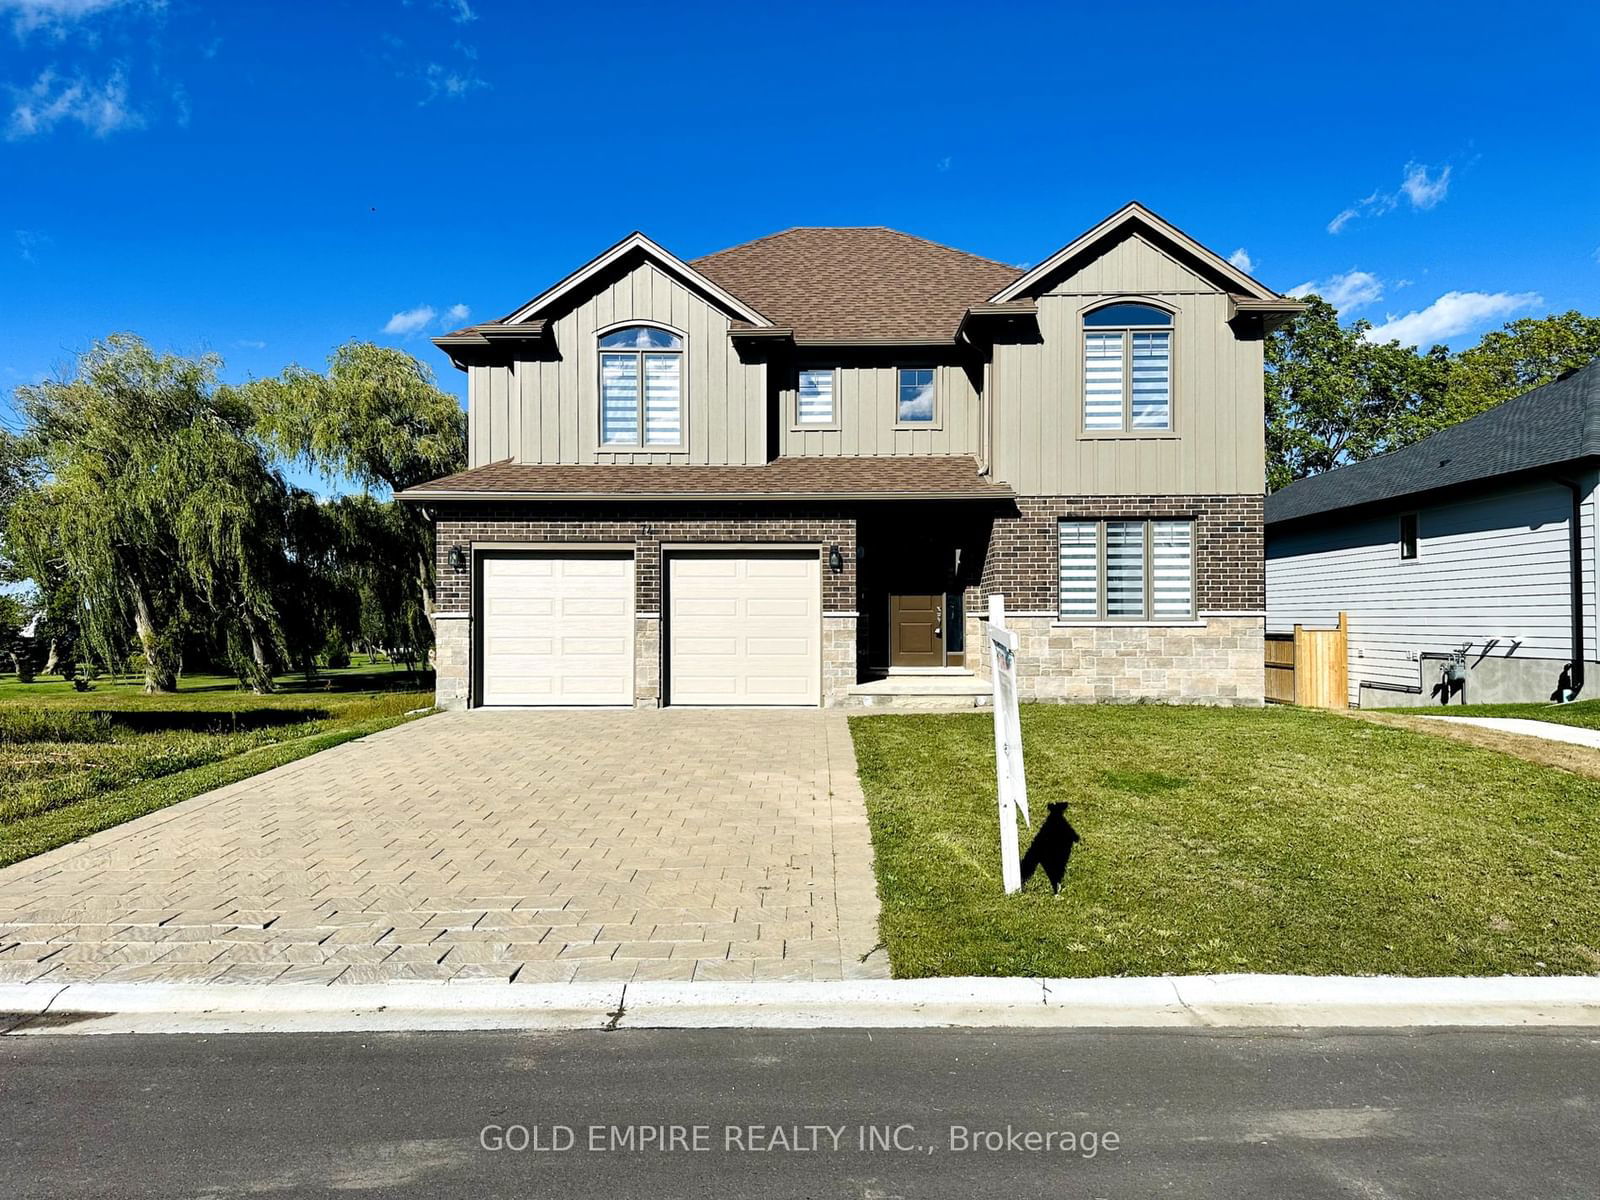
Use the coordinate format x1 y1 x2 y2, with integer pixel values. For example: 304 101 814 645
1266 477 1598 706
776 359 981 458
991 232 1265 496
466 257 765 468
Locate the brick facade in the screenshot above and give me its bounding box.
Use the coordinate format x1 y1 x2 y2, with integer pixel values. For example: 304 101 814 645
433 502 857 616
978 494 1265 614
426 493 1265 709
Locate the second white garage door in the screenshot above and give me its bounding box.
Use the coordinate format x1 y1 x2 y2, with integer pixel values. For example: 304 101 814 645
667 551 821 706
479 552 633 706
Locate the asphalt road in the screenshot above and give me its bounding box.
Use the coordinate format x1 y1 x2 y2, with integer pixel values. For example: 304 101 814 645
4 1027 1598 1198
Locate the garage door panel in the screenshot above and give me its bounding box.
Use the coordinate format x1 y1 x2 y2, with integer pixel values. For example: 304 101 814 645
667 552 820 706
480 553 633 707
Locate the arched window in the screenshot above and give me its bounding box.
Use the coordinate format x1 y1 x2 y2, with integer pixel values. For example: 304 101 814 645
1082 303 1172 431
599 325 684 446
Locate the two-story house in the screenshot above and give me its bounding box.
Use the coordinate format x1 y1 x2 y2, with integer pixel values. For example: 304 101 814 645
397 203 1300 710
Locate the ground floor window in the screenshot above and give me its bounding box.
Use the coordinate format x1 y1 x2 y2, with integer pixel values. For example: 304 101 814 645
1058 518 1193 620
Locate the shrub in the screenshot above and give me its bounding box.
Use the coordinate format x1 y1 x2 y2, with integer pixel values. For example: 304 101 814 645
321 635 351 670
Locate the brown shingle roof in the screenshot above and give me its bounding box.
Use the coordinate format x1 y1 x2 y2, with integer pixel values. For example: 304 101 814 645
397 456 1013 500
692 228 1023 343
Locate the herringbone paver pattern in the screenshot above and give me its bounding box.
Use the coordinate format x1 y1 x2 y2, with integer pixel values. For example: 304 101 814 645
0 710 888 985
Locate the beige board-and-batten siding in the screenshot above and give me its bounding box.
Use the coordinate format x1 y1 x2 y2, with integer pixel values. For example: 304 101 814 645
776 354 982 459
467 255 766 469
991 230 1266 497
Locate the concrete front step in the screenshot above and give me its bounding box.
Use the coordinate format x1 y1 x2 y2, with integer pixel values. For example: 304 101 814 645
843 674 993 710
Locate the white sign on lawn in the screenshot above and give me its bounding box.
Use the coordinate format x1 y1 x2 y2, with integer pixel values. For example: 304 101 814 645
984 594 1031 894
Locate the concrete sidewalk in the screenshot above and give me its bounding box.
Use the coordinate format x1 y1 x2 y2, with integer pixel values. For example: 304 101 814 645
6 975 1600 1034
1423 714 1600 749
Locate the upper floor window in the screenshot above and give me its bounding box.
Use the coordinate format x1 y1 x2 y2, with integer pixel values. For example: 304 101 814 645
1082 302 1172 432
897 367 937 425
1399 512 1419 560
599 325 683 446
796 368 836 426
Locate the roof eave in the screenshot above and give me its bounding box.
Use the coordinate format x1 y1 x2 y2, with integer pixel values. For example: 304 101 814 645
397 488 1015 503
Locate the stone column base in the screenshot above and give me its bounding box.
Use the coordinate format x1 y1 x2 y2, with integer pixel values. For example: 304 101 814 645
433 614 470 711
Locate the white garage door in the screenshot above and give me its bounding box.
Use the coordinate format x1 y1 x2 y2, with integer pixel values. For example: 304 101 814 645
668 551 820 706
479 552 633 706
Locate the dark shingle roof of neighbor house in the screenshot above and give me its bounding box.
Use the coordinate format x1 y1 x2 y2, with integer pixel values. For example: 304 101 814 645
397 455 1015 501
1265 359 1600 527
691 227 1024 343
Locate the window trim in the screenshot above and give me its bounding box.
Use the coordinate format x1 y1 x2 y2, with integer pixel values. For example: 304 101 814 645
792 365 841 431
1057 517 1197 623
1077 297 1177 437
893 365 942 430
594 320 688 452
1399 511 1420 561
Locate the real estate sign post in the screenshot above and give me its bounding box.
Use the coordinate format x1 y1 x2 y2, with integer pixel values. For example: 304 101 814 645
985 594 1031 895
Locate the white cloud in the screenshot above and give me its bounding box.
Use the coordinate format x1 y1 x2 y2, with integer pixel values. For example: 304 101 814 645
14 228 49 262
234 339 267 350
444 303 470 323
5 66 140 138
0 0 135 36
1400 162 1450 210
936 155 952 172
1328 160 1452 233
436 0 475 21
1288 269 1385 313
420 61 486 102
383 305 437 336
1363 290 1541 347
1227 247 1254 273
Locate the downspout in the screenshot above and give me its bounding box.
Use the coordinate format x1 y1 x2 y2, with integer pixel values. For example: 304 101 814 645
1557 476 1586 700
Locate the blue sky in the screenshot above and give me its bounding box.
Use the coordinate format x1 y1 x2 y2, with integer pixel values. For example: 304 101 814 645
2 0 1597 486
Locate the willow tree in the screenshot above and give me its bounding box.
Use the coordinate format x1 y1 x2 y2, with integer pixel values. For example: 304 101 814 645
8 335 293 692
240 341 466 642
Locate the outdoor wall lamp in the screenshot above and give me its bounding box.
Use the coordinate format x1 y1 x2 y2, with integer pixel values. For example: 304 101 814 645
448 544 467 572
828 544 844 573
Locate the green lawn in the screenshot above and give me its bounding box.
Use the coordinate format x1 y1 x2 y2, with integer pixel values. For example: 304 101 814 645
850 705 1600 979
1377 699 1600 731
0 658 435 868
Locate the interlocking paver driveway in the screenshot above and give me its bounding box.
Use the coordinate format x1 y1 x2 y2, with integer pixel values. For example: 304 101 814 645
0 710 888 985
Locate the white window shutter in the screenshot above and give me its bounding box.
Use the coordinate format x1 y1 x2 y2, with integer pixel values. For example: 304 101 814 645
600 353 639 444
1150 520 1193 618
1131 331 1171 428
1057 522 1099 619
1083 332 1124 430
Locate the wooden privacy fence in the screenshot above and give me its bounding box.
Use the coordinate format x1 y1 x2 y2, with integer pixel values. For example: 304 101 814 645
1264 612 1348 709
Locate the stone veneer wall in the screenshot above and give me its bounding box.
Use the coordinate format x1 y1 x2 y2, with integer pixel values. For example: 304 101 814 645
964 494 1266 705
430 502 859 709
968 614 1264 705
434 614 470 710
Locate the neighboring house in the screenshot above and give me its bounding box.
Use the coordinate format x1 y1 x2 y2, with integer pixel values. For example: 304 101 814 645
397 203 1299 710
1266 361 1600 708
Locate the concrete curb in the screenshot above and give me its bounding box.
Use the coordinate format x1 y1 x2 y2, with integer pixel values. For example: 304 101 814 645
4 975 1600 1035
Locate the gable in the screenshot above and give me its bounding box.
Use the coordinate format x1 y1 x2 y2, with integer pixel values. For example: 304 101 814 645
503 232 771 328
993 203 1287 304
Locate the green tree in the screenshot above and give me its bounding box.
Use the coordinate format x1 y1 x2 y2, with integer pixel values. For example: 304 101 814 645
1428 310 1600 433
240 341 465 638
7 335 296 692
1265 296 1448 491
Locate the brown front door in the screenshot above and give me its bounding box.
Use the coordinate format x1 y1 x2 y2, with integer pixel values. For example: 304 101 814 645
889 594 945 667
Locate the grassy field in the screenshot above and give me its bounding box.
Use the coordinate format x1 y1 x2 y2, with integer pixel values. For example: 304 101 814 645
1377 698 1600 731
0 658 434 868
851 705 1600 979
